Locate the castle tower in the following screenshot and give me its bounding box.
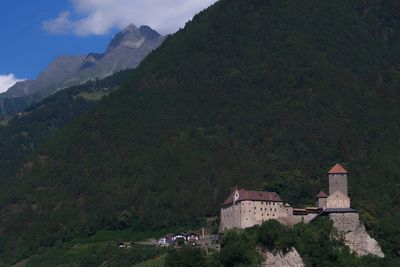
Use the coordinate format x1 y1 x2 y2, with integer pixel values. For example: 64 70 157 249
315 191 328 209
328 163 348 196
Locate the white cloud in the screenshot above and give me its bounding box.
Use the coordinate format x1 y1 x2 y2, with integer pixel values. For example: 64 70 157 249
0 74 25 93
43 11 73 35
43 0 218 36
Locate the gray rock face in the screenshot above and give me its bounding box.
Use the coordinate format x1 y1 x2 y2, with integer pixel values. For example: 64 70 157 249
329 213 385 258
0 23 164 115
3 56 86 99
262 248 305 267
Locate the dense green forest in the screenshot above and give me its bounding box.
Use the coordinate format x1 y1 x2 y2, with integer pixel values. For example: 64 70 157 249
0 71 128 185
0 0 400 264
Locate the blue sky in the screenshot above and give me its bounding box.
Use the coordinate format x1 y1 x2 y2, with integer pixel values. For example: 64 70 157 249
0 0 217 92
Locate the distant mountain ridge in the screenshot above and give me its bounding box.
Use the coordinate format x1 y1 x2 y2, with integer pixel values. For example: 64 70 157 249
0 23 164 115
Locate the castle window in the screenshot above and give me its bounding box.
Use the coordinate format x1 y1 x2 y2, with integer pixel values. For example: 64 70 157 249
273 214 275 216
274 208 276 211
254 207 256 210
270 208 272 211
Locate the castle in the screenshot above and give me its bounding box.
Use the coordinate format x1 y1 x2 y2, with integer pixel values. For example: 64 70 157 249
219 163 356 232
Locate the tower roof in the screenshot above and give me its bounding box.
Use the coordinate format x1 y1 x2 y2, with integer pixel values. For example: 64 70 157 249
328 163 348 174
316 191 328 198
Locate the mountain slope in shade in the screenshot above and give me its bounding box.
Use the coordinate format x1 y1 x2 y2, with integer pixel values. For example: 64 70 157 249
0 24 164 114
0 70 129 186
0 0 400 264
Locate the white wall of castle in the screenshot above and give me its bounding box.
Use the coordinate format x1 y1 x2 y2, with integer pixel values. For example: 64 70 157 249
327 191 350 209
220 200 290 231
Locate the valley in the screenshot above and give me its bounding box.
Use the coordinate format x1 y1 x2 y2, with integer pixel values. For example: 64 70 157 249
0 0 400 266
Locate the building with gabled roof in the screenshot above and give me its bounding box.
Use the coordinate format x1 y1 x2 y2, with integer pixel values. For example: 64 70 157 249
328 163 349 197
328 163 348 174
222 188 282 206
316 191 328 198
316 191 328 209
218 163 385 258
219 188 288 232
219 163 356 232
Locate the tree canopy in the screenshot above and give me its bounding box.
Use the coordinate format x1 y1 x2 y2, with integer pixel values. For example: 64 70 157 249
0 0 400 264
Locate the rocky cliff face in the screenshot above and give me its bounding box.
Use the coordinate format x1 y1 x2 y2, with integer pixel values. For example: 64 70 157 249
0 23 164 116
2 56 86 99
329 213 385 258
76 24 164 82
261 248 305 267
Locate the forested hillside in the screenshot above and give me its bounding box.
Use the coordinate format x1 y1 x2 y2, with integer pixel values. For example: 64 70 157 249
0 71 128 185
1 0 400 264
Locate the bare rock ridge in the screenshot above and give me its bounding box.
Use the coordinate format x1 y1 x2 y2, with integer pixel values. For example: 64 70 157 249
329 213 385 258
0 23 164 115
2 56 85 98
262 248 305 267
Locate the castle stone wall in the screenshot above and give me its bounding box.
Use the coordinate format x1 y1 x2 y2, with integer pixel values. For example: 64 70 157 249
329 174 348 196
326 191 350 208
317 198 327 209
220 200 289 232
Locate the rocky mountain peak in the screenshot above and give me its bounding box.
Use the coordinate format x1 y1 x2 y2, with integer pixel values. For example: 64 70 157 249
107 24 162 52
108 24 142 52
0 22 164 113
122 23 140 33
139 25 161 40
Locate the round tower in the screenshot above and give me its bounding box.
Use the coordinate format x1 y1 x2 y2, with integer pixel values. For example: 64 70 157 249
328 163 348 196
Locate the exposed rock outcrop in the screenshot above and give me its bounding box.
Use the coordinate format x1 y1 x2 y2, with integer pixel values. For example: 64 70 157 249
261 248 305 267
329 213 384 258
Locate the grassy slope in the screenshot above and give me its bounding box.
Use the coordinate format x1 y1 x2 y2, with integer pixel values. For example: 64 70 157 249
0 0 400 264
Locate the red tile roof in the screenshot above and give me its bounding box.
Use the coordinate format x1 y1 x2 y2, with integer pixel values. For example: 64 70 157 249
222 188 282 206
315 191 328 198
328 163 348 174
